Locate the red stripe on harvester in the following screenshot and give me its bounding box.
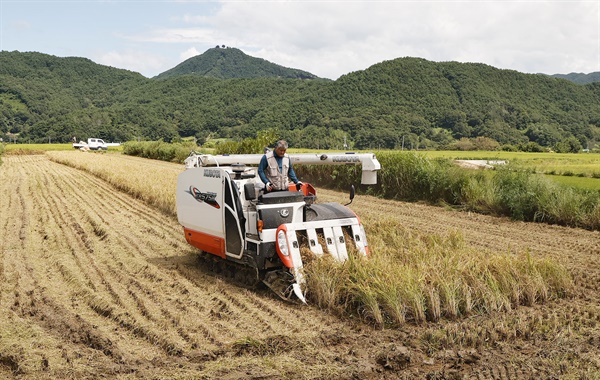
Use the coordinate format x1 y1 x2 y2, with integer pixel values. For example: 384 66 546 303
183 227 226 259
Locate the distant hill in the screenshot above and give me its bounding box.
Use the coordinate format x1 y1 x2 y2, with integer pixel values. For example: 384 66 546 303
551 72 600 85
154 46 321 80
1 50 599 151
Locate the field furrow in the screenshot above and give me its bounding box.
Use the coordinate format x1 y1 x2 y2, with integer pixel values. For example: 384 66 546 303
35 158 228 355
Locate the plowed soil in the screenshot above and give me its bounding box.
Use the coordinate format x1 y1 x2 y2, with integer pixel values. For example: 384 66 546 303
1 154 599 379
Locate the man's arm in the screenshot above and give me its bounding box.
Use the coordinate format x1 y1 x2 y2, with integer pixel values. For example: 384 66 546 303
257 155 270 184
288 160 300 184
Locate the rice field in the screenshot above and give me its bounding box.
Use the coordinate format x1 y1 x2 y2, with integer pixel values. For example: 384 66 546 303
0 150 598 379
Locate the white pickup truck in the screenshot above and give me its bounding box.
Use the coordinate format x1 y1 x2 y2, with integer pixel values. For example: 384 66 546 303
73 138 120 151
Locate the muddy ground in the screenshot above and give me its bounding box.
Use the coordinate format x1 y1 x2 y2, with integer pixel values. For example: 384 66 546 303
0 155 598 379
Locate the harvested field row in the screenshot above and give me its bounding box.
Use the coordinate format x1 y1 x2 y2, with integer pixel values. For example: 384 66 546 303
1 153 598 379
0 155 348 379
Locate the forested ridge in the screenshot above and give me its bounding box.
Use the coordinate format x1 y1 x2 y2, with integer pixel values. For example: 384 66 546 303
551 71 600 85
1 49 599 150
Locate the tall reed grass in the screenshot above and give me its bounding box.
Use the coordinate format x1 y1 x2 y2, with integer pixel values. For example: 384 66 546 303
122 140 202 163
305 217 572 327
461 168 600 230
213 129 278 155
296 151 600 230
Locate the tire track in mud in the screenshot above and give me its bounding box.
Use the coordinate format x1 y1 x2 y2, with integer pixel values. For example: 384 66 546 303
470 361 552 380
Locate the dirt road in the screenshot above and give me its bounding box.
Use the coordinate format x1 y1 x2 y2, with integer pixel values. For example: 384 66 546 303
1 155 598 379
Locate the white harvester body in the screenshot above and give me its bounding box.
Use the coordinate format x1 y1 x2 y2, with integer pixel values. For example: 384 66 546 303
176 152 380 302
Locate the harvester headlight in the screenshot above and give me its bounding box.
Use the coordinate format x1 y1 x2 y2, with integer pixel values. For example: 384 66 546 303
277 230 289 256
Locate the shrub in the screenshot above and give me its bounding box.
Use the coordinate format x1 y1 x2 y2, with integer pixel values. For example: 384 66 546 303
123 140 199 162
214 129 278 155
518 142 545 152
472 137 500 151
554 137 582 153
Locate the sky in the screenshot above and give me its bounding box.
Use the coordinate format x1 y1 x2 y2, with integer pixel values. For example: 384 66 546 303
0 0 599 80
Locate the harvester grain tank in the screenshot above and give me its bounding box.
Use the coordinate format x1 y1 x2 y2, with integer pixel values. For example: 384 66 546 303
176 152 380 302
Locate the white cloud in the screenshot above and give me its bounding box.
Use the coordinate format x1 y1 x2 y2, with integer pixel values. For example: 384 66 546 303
114 0 599 78
210 1 600 77
124 28 217 43
180 47 201 61
10 20 31 31
3 0 599 80
94 50 169 77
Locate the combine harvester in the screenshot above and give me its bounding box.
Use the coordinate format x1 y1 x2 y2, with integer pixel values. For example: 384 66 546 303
176 152 380 303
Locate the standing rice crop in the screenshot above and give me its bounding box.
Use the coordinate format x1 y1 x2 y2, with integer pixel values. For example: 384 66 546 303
304 217 572 327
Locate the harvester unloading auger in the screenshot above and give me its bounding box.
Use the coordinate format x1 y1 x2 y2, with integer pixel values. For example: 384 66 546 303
176 152 380 303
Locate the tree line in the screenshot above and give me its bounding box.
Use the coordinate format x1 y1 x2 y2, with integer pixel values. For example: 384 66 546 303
1 51 599 151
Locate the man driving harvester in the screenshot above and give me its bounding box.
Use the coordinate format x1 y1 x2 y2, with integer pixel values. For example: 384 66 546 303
258 140 303 192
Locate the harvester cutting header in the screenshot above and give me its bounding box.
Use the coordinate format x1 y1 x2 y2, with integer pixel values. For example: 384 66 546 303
176 150 380 302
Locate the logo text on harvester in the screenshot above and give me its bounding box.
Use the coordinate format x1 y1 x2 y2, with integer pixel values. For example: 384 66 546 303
332 156 360 163
203 169 221 178
186 186 221 209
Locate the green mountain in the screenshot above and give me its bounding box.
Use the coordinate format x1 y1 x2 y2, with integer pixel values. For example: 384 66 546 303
0 51 147 142
551 72 600 85
1 50 599 151
154 46 321 80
